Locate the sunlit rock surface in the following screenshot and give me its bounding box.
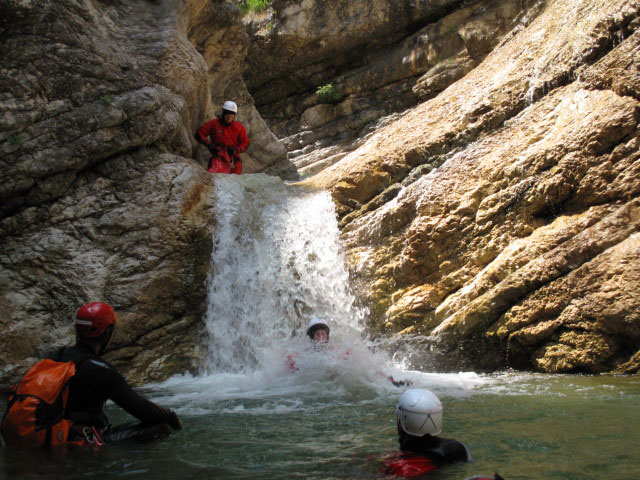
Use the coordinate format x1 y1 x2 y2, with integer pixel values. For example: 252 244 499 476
306 0 640 373
246 0 533 177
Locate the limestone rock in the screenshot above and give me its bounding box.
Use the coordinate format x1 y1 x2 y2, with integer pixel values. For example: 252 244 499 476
307 0 640 373
0 0 210 385
185 0 295 177
0 0 298 386
245 0 532 177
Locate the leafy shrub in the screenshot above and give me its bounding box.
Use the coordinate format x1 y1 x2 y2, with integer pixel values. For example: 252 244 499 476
240 0 271 13
316 84 342 104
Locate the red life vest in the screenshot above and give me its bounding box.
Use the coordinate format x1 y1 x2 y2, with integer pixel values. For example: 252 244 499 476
382 452 438 477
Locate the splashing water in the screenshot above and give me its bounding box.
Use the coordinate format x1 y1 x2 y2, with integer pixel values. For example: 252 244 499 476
203 174 368 374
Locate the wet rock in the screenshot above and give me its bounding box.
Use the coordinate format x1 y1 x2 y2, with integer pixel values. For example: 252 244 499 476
0 0 298 386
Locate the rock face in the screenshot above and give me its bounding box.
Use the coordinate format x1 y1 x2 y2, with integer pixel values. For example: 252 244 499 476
0 0 290 385
2 0 639 386
306 0 640 373
245 0 534 177
0 0 214 385
186 0 294 178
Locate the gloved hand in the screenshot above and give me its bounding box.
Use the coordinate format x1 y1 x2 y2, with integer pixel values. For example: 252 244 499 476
227 146 238 156
166 409 182 430
208 143 218 155
157 404 182 430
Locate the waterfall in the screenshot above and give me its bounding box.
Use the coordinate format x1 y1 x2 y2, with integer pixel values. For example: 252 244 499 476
203 174 367 374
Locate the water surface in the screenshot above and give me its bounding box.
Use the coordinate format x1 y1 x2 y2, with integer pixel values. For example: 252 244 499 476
3 176 638 479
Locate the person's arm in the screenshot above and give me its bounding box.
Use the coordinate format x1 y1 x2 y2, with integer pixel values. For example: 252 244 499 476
86 360 181 429
236 124 250 153
195 120 216 149
286 354 298 371
376 369 412 387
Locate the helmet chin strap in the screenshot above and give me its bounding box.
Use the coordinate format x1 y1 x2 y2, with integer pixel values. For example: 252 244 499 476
98 325 115 353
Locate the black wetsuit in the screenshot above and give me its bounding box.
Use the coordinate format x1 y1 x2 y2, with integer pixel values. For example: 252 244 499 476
399 431 473 465
51 344 179 443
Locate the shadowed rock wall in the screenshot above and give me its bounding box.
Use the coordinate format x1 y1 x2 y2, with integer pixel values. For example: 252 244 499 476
0 0 218 385
186 0 294 178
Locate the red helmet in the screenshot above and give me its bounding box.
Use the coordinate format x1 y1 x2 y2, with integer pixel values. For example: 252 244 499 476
75 302 117 338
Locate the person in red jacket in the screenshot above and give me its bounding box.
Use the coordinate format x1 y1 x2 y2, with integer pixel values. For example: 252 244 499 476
382 389 473 477
195 100 250 174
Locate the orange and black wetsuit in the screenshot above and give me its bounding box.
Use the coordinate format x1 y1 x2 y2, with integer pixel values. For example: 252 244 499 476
52 345 180 444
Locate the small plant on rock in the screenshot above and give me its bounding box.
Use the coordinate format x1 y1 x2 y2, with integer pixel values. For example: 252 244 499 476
100 95 113 104
316 83 342 104
9 134 22 146
240 0 271 13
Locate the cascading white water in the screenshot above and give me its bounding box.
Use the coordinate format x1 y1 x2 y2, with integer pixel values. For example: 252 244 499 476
203 174 368 374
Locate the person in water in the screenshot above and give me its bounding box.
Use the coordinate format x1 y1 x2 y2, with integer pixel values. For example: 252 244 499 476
286 318 409 387
382 388 472 477
306 317 330 344
51 302 182 445
286 317 330 370
195 100 250 174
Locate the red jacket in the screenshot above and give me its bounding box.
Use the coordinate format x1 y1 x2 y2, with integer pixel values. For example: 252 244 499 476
382 452 438 477
196 117 249 154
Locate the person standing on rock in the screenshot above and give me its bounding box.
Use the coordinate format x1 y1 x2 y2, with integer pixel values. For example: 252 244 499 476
51 302 181 445
195 100 250 175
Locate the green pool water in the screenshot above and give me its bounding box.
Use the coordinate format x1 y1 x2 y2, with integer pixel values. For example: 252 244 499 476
2 369 639 480
3 181 638 479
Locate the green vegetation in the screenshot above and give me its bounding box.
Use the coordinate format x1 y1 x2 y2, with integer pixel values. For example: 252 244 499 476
100 95 114 104
8 134 22 146
316 83 342 104
240 0 271 13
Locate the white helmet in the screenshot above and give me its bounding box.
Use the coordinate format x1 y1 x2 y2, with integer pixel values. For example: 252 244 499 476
306 317 330 339
396 389 443 436
222 100 238 114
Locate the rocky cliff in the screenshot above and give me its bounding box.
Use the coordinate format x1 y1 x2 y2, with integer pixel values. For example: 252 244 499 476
0 0 291 385
302 0 640 373
246 0 537 177
1 0 639 386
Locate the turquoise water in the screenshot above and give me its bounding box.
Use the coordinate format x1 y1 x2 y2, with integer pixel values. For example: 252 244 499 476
2 368 639 480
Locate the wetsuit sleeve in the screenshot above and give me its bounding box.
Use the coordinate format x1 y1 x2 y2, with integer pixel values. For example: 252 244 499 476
195 119 216 146
83 360 178 427
236 124 249 153
440 438 473 463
